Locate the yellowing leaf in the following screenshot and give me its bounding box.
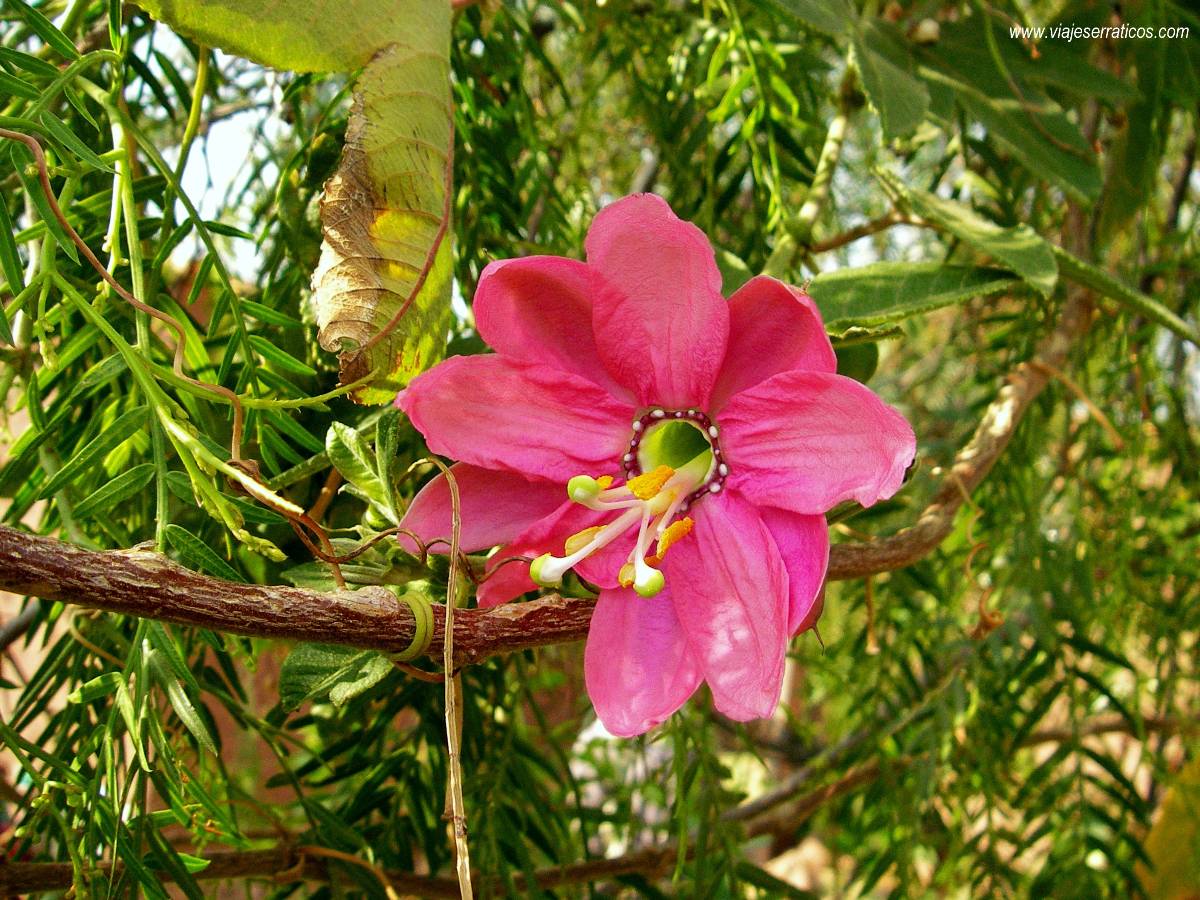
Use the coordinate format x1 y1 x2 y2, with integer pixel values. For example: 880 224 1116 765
312 36 454 403
135 0 454 404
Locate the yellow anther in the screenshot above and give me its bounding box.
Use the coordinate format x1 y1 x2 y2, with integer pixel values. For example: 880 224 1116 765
626 464 675 501
564 526 605 556
655 517 694 560
596 475 614 490
618 562 636 589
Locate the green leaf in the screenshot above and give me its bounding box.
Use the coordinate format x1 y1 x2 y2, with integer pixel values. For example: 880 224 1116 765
163 524 244 582
10 144 80 264
0 47 61 79
176 855 212 874
881 175 1058 297
148 650 217 755
0 70 40 101
240 298 303 327
326 421 385 502
1053 246 1200 346
855 22 930 140
811 262 1019 327
10 0 82 61
68 671 123 704
328 654 392 706
40 405 149 497
278 642 392 712
916 21 1102 202
37 110 115 172
769 0 852 36
72 463 155 519
247 335 317 377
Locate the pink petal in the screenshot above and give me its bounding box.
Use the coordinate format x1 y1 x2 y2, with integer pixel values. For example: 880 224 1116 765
397 464 563 556
662 490 788 721
709 276 836 411
720 371 916 515
397 354 635 482
584 585 703 737
758 507 829 634
476 551 537 608
473 256 631 399
585 194 730 409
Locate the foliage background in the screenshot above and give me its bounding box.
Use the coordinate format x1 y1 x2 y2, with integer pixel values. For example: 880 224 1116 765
0 0 1198 896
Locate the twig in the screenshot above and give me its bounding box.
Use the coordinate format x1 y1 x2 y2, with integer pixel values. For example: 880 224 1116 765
4 712 1186 895
426 458 474 899
809 212 914 253
1027 359 1124 450
765 69 859 278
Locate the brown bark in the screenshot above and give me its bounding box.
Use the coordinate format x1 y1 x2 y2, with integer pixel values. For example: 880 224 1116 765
0 290 1091 664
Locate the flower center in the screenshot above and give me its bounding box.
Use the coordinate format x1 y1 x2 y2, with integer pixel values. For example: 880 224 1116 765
529 409 728 598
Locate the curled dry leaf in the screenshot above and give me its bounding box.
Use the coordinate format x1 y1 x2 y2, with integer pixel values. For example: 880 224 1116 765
135 0 454 404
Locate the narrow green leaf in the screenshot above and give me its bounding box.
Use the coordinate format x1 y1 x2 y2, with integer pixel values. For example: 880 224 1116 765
811 262 1019 327
72 463 155 519
37 110 115 172
262 409 325 454
11 0 83 60
163 524 244 582
202 219 254 240
0 47 61 79
0 70 40 101
68 671 123 704
240 298 303 327
40 405 149 497
148 650 217 755
1053 245 1200 346
248 335 317 377
10 144 80 264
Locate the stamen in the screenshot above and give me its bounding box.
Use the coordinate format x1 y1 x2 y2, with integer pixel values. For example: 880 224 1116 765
655 517 693 559
530 507 642 587
564 526 604 555
626 464 674 501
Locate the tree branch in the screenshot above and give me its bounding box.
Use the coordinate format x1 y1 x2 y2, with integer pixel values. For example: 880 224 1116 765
0 284 1093 661
3 709 1183 895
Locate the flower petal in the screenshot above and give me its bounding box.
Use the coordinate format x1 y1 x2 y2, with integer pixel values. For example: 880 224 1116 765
501 499 637 590
473 256 631 398
397 354 635 482
720 371 916 514
585 194 729 409
397 464 564 556
758 507 829 634
584 585 703 737
710 276 836 411
476 551 537 608
662 490 788 721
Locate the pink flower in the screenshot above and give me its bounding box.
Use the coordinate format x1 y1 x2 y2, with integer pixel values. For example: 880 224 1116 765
396 194 915 737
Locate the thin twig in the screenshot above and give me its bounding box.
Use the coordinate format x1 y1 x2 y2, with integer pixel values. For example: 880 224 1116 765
426 458 473 899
